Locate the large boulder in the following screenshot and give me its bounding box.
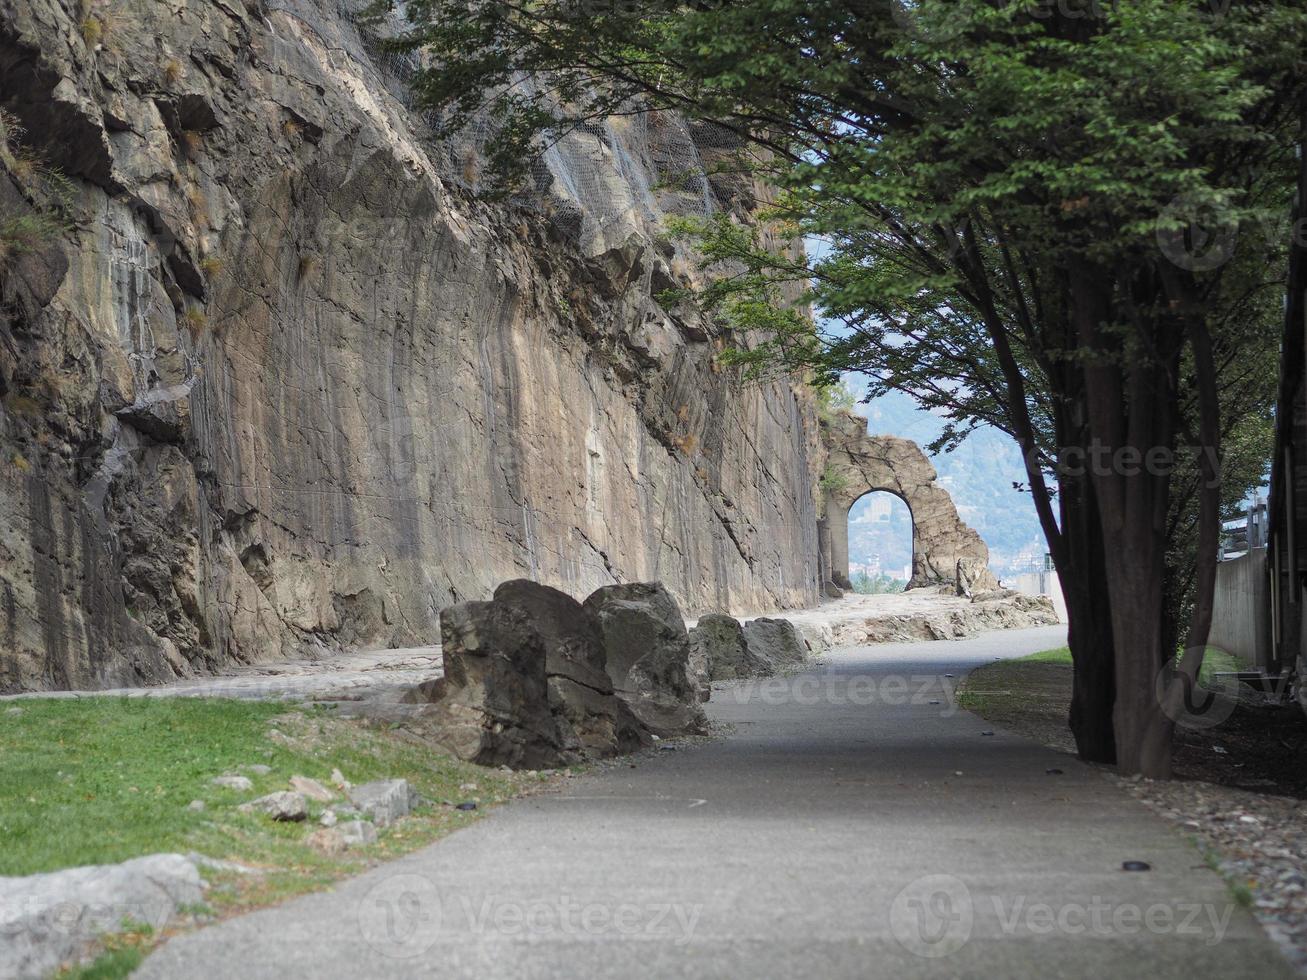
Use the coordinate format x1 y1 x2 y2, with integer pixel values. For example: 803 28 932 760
741 618 808 670
690 613 773 681
493 580 650 757
419 601 573 769
583 583 709 737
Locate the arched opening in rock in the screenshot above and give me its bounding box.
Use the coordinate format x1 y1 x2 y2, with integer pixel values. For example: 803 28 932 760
816 412 997 595
845 490 912 593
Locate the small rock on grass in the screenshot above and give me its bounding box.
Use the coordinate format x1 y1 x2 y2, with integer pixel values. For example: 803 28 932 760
330 768 350 790
320 810 338 828
347 779 411 827
238 791 308 822
243 764 273 776
338 820 377 846
211 775 253 792
290 775 335 803
5 706 22 716
186 799 206 813
305 828 348 856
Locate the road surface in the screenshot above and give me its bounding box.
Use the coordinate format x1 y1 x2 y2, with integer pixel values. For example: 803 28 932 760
137 624 1294 978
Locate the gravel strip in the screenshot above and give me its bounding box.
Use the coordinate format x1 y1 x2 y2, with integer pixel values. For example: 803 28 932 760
1119 776 1307 974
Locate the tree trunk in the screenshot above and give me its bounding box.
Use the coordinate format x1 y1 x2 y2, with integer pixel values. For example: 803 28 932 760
1058 470 1117 763
1074 268 1178 777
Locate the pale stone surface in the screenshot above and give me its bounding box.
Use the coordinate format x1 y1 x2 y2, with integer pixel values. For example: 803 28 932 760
346 780 412 828
289 776 335 803
337 821 378 846
0 0 822 695
304 828 347 856
238 792 308 822
0 854 203 980
778 590 1059 647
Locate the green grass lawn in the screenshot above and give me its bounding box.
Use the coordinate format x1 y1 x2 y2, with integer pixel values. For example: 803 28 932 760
0 697 553 974
1 697 534 877
1015 646 1072 664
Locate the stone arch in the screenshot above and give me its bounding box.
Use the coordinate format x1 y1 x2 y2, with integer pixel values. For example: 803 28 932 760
818 411 997 593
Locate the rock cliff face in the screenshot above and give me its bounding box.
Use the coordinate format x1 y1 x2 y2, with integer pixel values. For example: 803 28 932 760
0 0 821 692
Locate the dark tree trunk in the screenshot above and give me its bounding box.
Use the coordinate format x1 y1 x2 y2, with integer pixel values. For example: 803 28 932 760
1058 470 1117 764
1075 267 1179 777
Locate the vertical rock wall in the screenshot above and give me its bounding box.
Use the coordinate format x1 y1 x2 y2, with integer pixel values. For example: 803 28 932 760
0 0 820 692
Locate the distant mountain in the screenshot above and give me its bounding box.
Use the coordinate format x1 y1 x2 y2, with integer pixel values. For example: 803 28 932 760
845 387 1047 577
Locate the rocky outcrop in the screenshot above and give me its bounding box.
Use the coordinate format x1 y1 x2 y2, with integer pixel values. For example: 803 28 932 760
0 0 822 693
493 579 649 757
583 582 708 737
813 592 1059 647
819 411 999 593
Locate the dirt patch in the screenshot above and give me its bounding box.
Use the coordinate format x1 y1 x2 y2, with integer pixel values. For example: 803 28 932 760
957 660 1078 754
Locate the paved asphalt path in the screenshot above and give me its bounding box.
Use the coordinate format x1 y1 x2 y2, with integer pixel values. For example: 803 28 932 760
138 625 1295 978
